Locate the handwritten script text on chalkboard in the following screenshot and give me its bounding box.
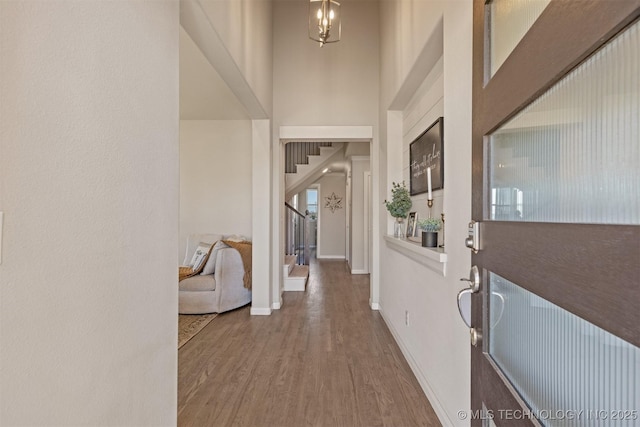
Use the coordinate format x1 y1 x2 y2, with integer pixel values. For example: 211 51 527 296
409 117 444 196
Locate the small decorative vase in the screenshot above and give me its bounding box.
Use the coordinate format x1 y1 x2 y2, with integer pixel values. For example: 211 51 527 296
422 231 438 247
394 217 404 238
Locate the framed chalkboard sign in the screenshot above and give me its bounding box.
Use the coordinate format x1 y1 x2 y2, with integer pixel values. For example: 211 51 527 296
409 117 444 196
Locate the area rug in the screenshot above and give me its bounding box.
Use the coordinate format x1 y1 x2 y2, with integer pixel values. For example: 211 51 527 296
178 313 217 349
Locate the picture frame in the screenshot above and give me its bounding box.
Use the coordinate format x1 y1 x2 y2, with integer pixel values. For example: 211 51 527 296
409 117 444 196
406 212 418 238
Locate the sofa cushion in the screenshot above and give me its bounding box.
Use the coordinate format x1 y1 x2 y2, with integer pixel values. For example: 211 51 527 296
179 274 216 292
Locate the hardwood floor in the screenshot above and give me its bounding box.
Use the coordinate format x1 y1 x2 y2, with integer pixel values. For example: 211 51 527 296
178 258 441 427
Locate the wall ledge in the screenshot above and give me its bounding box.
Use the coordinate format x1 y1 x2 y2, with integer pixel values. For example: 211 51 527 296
383 235 447 276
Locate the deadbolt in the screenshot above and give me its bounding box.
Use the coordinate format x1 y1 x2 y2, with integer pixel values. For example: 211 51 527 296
465 221 482 253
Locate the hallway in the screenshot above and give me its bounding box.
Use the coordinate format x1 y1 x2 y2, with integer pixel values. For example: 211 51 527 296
178 258 441 426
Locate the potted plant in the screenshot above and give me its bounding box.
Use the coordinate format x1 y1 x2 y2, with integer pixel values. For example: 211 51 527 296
384 181 412 237
417 217 442 247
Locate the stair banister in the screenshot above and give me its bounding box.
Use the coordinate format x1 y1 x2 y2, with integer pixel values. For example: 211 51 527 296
284 202 309 266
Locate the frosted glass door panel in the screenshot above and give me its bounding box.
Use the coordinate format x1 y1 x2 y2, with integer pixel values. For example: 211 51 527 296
489 273 640 427
488 20 639 224
489 0 550 77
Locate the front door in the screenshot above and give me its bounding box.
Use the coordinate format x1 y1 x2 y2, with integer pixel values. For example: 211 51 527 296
470 1 640 425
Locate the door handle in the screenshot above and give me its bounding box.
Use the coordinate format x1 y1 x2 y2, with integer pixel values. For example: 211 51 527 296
459 265 480 292
458 265 482 346
458 288 483 346
457 288 472 328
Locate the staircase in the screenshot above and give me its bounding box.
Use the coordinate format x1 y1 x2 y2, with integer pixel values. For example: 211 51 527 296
285 142 345 201
284 203 309 292
283 254 309 291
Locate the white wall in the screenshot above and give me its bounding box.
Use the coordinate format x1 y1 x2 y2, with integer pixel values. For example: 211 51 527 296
179 120 252 260
198 0 273 117
350 157 371 273
273 0 379 126
317 174 347 258
0 2 178 425
379 1 473 426
403 56 444 244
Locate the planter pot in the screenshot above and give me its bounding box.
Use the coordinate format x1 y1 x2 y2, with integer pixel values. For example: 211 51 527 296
422 231 438 247
394 217 404 238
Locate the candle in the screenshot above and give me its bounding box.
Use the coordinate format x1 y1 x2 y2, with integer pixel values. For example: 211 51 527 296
427 167 432 200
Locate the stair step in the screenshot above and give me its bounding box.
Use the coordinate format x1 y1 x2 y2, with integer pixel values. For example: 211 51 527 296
290 265 309 278
284 255 297 275
284 265 309 292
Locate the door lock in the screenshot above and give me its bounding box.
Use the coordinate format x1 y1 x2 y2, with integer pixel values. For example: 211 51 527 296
465 221 482 253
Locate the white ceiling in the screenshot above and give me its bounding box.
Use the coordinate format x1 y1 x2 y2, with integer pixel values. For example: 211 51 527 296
179 26 249 120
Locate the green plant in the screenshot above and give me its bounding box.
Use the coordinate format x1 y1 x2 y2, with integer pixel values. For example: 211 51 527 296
417 217 442 232
384 181 412 218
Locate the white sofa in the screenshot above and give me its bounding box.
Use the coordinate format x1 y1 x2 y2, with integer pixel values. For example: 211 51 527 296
179 233 252 314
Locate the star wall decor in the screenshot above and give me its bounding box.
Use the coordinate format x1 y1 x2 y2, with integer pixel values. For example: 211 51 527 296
324 192 343 213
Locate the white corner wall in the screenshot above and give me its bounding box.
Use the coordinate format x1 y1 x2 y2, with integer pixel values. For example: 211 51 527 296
379 1 473 426
317 175 347 259
179 120 252 259
0 2 179 425
197 0 273 117
350 157 371 273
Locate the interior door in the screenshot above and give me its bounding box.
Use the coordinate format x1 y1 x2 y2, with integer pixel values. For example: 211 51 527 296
469 1 640 425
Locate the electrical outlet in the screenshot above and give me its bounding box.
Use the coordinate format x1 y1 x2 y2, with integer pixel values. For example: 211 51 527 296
405 310 410 326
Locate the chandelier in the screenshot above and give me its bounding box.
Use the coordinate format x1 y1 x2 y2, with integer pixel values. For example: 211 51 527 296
308 0 341 47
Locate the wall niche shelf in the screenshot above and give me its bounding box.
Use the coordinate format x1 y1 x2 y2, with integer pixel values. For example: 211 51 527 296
384 235 447 276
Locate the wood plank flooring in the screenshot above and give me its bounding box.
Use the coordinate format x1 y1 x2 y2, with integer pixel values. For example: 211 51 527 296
178 258 441 426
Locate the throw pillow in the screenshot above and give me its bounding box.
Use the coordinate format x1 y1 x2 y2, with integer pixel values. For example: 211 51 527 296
200 240 229 276
189 242 213 272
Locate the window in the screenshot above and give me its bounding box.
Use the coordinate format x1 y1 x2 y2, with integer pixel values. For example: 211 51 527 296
306 189 318 219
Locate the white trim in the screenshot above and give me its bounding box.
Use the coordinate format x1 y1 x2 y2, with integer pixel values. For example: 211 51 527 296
383 235 447 276
379 305 453 427
271 300 282 310
363 170 371 274
280 125 372 141
350 155 370 161
316 255 346 259
351 269 369 275
316 182 322 257
369 300 380 310
283 277 307 291
250 307 272 316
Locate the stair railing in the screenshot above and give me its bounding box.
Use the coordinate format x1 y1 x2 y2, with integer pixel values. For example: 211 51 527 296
284 202 309 265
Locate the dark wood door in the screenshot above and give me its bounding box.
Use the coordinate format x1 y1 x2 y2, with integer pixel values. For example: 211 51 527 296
471 1 640 425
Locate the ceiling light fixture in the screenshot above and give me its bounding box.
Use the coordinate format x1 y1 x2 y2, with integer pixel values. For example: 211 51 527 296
309 0 341 47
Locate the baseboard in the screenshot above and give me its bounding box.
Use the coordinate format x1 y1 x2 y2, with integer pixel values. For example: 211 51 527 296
316 255 346 259
271 300 282 310
369 300 380 310
378 305 453 427
351 269 369 275
250 307 272 316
